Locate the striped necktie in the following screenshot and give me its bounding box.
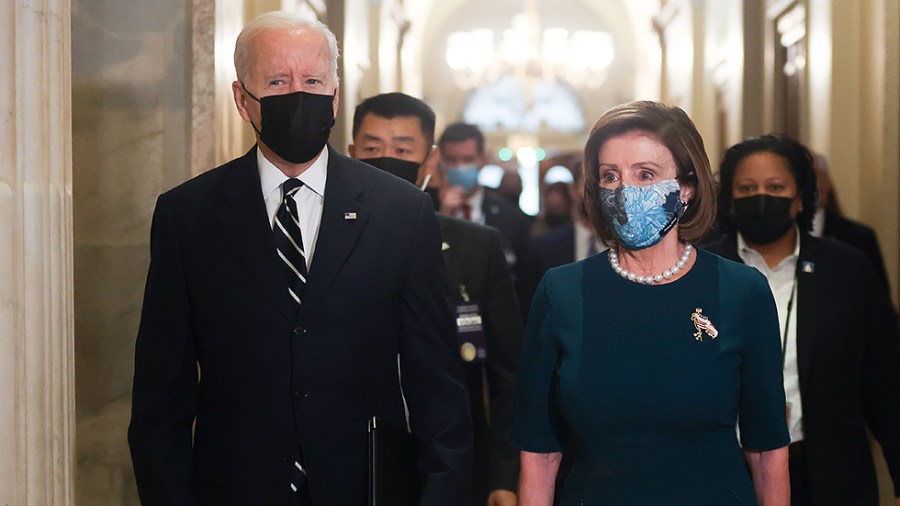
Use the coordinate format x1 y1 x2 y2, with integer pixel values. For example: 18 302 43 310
274 179 308 305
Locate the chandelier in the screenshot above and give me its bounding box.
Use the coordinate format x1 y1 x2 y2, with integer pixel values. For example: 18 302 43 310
445 0 614 90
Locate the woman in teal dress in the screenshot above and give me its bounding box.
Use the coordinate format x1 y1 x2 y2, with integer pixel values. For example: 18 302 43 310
512 101 790 505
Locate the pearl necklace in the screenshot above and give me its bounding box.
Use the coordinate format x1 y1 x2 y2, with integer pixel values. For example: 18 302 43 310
608 244 693 285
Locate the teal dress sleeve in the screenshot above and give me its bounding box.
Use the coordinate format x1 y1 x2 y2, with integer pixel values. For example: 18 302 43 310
732 267 791 450
510 273 564 453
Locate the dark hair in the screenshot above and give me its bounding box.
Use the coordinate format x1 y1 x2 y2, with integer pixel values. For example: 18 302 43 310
583 101 717 245
437 122 485 154
716 134 818 233
352 92 436 145
544 181 573 210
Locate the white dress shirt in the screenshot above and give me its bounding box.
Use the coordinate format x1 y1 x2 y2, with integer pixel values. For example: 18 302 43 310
737 228 804 442
452 186 485 224
258 147 327 270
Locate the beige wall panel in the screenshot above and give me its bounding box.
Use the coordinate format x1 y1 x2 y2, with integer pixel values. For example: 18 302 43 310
72 0 189 503
827 0 862 213
23 182 48 506
0 182 17 502
806 0 832 157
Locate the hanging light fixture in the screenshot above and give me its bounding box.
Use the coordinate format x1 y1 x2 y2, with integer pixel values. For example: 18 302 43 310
445 0 614 90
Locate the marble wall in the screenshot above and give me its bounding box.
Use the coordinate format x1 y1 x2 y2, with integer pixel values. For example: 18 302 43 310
72 0 191 502
2 0 76 504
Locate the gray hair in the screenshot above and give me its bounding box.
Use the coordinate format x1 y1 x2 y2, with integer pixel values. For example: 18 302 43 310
233 11 340 86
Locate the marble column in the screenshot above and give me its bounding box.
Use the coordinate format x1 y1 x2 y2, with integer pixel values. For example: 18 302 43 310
0 0 76 505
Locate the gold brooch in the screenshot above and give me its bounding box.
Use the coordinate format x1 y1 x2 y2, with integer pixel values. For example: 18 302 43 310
691 308 718 341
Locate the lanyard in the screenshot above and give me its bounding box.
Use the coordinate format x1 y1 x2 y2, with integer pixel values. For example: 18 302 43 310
780 277 798 368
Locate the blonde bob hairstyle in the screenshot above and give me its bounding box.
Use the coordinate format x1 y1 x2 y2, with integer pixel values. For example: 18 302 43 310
582 101 716 245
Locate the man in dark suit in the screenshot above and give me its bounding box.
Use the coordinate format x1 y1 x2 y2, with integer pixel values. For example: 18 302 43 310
812 153 891 293
128 13 472 506
437 122 533 317
348 92 522 506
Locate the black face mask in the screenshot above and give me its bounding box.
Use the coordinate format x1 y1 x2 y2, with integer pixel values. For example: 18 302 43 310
731 194 796 244
360 157 420 185
242 83 335 164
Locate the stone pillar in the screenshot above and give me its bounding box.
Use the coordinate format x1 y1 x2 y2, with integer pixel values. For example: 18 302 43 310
0 0 76 504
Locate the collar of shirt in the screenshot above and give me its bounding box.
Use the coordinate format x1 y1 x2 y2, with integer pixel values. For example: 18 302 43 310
461 186 485 224
811 207 825 237
258 147 327 199
736 226 800 280
258 146 328 225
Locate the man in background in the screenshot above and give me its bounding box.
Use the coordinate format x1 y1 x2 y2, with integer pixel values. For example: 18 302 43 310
349 92 522 506
437 122 533 318
521 162 603 318
811 152 891 293
530 181 574 237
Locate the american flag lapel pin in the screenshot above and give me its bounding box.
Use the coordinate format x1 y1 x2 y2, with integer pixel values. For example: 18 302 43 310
344 212 357 220
691 308 718 342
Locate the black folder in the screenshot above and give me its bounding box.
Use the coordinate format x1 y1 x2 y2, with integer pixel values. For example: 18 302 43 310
368 416 421 506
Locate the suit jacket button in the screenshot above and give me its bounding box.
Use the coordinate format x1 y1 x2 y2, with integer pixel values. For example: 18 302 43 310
293 327 305 336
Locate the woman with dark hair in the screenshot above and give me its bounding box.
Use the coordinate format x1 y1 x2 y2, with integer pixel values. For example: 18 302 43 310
707 134 900 506
512 101 790 505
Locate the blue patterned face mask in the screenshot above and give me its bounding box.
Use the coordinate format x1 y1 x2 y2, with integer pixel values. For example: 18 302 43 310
598 178 687 250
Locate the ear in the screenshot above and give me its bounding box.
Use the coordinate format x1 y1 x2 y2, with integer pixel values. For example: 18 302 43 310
418 147 440 186
416 146 443 188
232 81 252 123
331 86 340 118
348 143 356 158
679 183 695 203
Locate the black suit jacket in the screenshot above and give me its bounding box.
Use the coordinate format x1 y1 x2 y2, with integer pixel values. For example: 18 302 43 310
707 232 900 504
529 222 576 272
823 211 891 292
128 147 473 505
518 223 574 319
437 215 522 502
480 193 534 319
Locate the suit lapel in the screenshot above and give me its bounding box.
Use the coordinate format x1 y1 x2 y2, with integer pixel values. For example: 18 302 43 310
217 148 297 322
300 148 369 313
795 233 818 395
482 194 501 228
437 216 462 293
